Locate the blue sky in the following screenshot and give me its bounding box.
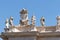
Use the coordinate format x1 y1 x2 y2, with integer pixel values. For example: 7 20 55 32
0 0 60 40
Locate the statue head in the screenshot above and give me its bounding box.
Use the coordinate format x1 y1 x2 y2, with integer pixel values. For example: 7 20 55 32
10 16 13 20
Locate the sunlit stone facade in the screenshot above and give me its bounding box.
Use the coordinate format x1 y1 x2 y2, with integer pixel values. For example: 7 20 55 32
0 8 60 40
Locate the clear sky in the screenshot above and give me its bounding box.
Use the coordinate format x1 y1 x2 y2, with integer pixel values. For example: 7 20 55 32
0 0 60 40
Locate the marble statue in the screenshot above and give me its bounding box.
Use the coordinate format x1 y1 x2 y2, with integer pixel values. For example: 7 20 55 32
56 16 60 26
40 16 45 26
31 16 36 25
56 16 60 31
5 19 9 28
9 16 13 26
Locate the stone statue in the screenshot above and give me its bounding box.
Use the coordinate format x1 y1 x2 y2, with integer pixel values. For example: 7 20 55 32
56 16 60 26
9 16 13 26
40 16 45 26
56 16 60 31
20 8 29 26
5 19 9 28
31 16 36 25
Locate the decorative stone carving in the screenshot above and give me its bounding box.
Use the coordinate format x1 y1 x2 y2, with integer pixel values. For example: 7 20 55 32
40 16 45 26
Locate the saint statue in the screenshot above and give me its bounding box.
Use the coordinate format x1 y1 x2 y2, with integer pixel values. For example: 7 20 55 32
31 16 36 25
5 19 9 28
9 16 13 26
40 16 45 26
